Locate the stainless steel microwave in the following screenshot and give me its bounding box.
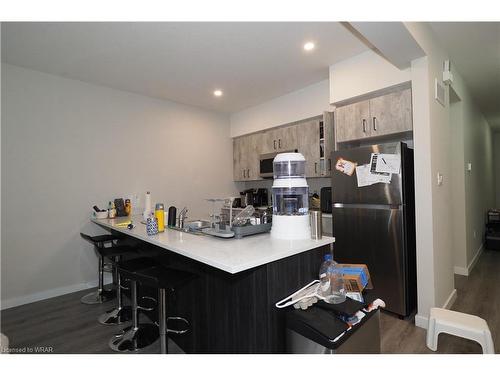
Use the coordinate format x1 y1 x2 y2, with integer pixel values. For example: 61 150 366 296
259 150 296 178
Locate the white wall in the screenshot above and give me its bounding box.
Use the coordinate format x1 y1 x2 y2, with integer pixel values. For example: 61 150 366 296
454 77 494 268
404 23 456 326
495 133 500 208
1 63 237 308
329 49 411 104
230 79 331 138
450 94 467 273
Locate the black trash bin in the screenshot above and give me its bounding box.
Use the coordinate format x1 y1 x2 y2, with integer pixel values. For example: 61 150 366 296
285 298 381 354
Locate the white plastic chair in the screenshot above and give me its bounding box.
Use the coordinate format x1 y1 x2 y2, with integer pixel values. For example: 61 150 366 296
426 307 495 354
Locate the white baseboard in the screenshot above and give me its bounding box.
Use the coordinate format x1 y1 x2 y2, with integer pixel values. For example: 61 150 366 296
1 274 113 310
453 266 468 276
442 288 458 309
453 243 484 276
415 314 428 329
414 288 457 330
468 243 483 274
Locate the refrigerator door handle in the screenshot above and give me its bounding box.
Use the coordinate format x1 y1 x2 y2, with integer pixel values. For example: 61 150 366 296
333 203 402 210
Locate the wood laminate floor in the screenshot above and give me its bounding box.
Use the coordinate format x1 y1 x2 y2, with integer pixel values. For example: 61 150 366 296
2 249 499 354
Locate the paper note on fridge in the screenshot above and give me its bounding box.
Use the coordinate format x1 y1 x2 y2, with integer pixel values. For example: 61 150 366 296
372 153 401 174
335 158 357 176
356 164 392 187
356 165 378 187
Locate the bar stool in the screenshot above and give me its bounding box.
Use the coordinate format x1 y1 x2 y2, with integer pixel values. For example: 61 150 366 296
80 233 119 304
134 265 194 354
109 258 161 352
97 246 140 325
109 263 195 353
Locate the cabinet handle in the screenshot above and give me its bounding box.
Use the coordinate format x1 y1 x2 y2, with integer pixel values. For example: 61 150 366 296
328 159 332 171
243 169 246 178
373 117 377 131
314 162 318 174
247 169 250 178
273 140 277 150
278 139 282 148
362 119 366 133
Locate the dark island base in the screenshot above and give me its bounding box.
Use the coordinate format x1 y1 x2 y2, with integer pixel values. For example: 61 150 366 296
124 237 329 353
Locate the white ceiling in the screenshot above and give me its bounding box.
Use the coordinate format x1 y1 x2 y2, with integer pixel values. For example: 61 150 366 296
429 22 500 130
1 22 368 113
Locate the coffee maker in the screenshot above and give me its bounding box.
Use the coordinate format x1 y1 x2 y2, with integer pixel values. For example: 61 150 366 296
240 188 269 208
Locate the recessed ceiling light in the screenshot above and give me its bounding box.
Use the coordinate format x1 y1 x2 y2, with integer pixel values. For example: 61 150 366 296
213 89 223 97
303 42 315 51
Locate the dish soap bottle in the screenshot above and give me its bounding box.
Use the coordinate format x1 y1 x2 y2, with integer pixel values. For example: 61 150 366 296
108 201 116 219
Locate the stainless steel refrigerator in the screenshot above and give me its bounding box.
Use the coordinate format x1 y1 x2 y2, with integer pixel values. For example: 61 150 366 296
331 142 417 317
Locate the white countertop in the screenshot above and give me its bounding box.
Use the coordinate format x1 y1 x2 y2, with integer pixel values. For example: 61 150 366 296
91 215 335 274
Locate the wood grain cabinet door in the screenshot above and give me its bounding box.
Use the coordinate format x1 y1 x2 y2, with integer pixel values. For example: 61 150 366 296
246 132 262 180
275 125 297 151
369 88 412 137
322 111 335 176
296 119 321 177
233 137 246 181
335 100 371 143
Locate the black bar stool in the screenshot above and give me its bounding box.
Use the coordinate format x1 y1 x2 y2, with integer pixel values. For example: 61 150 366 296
97 245 139 325
109 258 161 352
134 265 194 354
80 233 119 304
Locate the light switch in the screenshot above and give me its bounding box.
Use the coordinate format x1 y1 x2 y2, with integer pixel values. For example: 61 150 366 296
437 172 444 186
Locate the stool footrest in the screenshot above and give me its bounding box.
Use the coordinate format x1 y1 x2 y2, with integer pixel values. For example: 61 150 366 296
166 316 190 335
137 296 157 311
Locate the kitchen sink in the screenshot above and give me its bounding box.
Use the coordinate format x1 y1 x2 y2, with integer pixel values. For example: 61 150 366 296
185 220 211 230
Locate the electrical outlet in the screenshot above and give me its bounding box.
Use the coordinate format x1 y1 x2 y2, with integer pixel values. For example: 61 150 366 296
473 230 477 239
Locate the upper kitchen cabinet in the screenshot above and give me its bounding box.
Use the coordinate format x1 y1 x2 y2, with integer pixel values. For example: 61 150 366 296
233 132 262 181
261 125 297 154
322 111 335 177
335 87 412 144
368 88 412 137
335 99 371 143
296 118 321 177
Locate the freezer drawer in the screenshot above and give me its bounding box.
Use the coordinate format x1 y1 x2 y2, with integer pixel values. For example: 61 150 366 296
332 204 408 316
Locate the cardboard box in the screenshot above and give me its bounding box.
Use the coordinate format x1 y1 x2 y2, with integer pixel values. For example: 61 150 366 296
338 264 373 292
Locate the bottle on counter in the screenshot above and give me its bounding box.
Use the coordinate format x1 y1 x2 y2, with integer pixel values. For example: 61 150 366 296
155 203 165 232
143 191 152 221
125 199 132 216
318 253 346 304
108 201 116 219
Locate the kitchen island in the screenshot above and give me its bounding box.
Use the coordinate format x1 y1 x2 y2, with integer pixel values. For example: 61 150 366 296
91 215 334 353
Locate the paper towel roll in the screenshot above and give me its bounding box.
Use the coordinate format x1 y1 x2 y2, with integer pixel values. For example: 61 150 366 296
143 191 152 220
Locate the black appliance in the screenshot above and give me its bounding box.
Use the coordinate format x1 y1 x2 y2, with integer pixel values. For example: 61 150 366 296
331 142 416 317
260 149 297 178
255 188 269 207
320 187 332 213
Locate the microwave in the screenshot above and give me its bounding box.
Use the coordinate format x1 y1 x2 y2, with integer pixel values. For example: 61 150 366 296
259 150 296 178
